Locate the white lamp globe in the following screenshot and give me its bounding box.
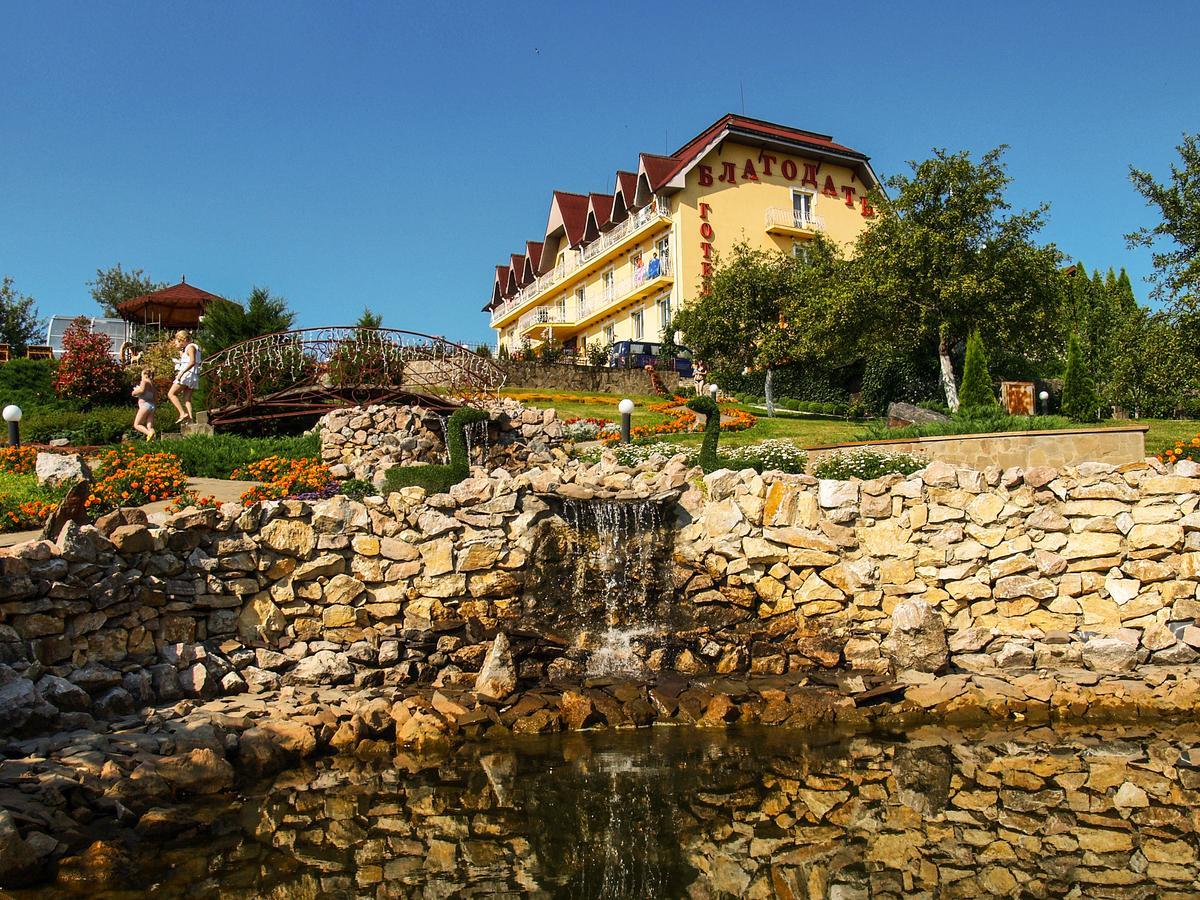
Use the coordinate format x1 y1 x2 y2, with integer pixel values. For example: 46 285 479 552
673 330 684 346
2 405 21 423
618 398 635 415
1038 390 1049 401
708 384 719 398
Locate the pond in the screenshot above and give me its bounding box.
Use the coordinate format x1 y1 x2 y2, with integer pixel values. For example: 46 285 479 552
26 724 1200 898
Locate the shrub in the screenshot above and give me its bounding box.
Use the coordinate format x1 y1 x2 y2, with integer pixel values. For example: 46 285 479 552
562 417 608 442
53 318 126 405
22 405 180 446
340 478 376 500
126 337 179 398
166 491 220 513
124 431 318 478
383 407 488 496
598 442 695 467
0 357 60 409
781 398 800 411
0 496 58 532
0 446 38 475
585 342 610 368
686 395 721 472
1061 332 1100 422
813 448 926 480
86 445 190 516
235 456 335 503
958 330 999 416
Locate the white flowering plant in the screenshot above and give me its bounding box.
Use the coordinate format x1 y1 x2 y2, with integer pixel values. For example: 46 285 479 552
812 448 925 480
722 440 808 474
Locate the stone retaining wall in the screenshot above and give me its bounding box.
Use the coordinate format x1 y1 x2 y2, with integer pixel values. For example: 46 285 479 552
808 425 1149 471
319 399 569 481
496 359 679 394
3 451 1200 739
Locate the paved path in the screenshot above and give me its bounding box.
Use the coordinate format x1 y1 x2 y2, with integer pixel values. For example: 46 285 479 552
0 477 258 548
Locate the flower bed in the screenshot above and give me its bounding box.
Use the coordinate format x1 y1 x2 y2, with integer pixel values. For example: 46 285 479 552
0 446 38 475
812 447 926 480
599 396 757 445
234 456 335 503
85 445 191 517
1159 432 1200 465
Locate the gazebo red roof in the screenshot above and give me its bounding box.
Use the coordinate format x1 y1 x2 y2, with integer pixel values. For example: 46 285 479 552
116 277 225 329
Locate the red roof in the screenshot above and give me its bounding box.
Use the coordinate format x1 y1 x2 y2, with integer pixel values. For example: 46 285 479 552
116 278 225 328
488 114 875 304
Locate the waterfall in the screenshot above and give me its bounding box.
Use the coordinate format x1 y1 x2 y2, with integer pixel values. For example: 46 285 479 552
434 413 451 463
560 499 673 678
463 419 490 467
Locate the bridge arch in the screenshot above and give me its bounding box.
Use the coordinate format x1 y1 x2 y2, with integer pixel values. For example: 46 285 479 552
199 327 506 427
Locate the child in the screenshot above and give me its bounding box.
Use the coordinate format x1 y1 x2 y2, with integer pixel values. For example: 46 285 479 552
132 368 157 440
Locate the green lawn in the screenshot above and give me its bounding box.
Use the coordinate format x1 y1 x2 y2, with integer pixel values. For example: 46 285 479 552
500 388 1200 457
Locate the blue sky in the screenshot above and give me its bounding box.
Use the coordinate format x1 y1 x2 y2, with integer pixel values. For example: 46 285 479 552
1 1 1197 344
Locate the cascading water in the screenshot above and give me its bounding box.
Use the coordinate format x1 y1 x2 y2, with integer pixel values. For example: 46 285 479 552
559 499 674 677
463 419 490 467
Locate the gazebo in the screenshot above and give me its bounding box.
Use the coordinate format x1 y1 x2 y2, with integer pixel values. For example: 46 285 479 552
116 276 225 331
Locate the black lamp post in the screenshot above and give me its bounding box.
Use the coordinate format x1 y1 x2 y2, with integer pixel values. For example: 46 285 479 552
2 405 21 447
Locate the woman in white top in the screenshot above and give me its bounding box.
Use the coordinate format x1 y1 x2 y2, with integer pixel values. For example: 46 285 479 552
168 330 202 426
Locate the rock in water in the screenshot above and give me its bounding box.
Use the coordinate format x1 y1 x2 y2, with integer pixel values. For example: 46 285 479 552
883 599 949 674
474 632 517 701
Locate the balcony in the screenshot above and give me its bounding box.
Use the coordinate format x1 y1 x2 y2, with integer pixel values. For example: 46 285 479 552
519 259 674 339
491 196 671 327
764 207 825 237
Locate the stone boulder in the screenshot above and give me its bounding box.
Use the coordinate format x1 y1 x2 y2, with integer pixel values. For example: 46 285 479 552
887 402 950 428
883 599 949 674
1082 636 1138 672
35 452 90 487
154 747 234 796
286 649 353 686
474 632 517 701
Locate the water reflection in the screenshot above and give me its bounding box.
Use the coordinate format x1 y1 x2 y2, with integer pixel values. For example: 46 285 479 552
45 725 1200 897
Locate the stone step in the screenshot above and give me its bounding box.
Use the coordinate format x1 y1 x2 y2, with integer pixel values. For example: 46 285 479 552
181 423 214 437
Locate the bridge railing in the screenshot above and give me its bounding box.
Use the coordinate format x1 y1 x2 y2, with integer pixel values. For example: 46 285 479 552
199 327 507 422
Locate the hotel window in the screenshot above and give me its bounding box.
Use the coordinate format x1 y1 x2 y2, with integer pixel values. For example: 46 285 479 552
792 190 814 227
602 267 615 301
632 309 644 340
657 296 672 329
556 295 567 320
575 285 585 314
792 242 811 265
604 323 616 345
655 236 670 266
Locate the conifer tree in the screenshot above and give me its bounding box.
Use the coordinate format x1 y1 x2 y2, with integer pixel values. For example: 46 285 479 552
957 330 999 416
1061 332 1100 422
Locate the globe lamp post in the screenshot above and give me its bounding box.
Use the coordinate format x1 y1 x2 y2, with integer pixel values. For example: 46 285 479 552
618 398 635 444
3 405 22 448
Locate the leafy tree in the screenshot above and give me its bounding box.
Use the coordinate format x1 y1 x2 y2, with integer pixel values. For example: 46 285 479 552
53 318 126 405
1127 132 1200 304
672 240 844 416
88 264 165 317
1061 332 1100 422
957 330 999 416
0 275 43 353
1107 308 1190 418
355 307 383 329
843 146 1065 411
197 286 295 355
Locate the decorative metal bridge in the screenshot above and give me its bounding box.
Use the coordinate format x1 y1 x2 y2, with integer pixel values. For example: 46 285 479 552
199 327 506 427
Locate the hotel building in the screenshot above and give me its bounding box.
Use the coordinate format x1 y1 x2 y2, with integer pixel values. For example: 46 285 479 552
484 114 880 357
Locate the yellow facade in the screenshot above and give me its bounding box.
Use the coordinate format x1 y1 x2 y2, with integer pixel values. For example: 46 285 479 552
487 117 877 358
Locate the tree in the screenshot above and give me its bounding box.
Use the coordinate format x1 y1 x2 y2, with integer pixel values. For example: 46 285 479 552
196 286 295 355
53 318 125 405
957 330 999 416
1061 332 1100 422
1107 308 1190 418
844 146 1065 411
355 307 383 329
1127 132 1200 304
671 242 831 416
88 264 165 317
0 275 43 353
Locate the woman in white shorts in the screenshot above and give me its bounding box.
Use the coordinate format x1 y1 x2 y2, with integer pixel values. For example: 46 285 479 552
168 330 202 426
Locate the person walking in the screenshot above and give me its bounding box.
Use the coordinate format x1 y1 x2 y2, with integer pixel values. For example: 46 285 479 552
168 330 202 426
131 367 157 440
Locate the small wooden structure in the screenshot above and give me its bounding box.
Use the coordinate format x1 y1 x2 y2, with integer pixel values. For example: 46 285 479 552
1002 381 1036 416
116 277 225 331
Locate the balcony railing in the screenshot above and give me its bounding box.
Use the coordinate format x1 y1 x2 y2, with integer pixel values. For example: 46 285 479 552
518 305 575 333
580 196 670 264
491 196 671 325
764 207 826 231
578 258 673 320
